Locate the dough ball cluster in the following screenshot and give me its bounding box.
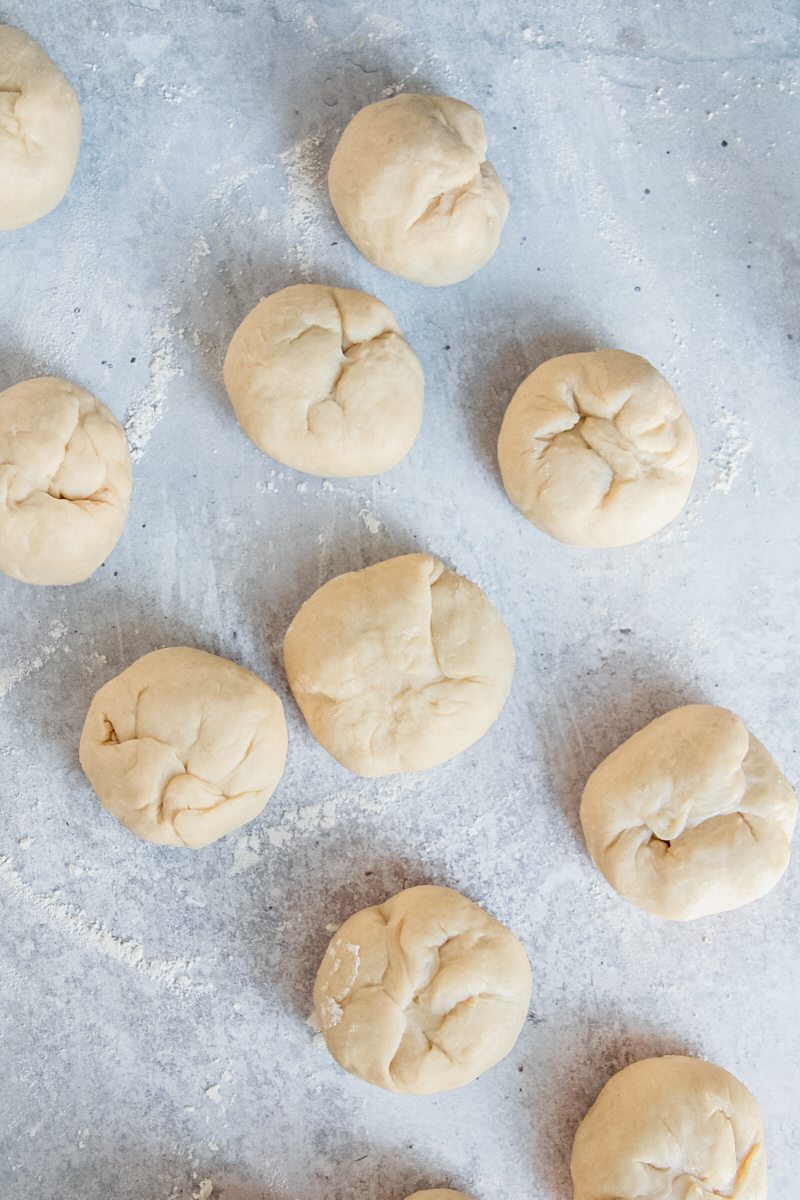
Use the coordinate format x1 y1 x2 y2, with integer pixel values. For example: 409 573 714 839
284 553 515 776
223 284 424 477
313 884 532 1095
571 1055 767 1200
0 376 131 585
0 25 81 230
329 93 509 286
580 703 797 920
80 647 288 849
498 350 697 547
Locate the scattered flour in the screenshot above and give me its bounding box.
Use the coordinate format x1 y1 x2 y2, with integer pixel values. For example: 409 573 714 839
192 1183 213 1200
0 857 203 995
359 507 382 536
229 832 261 876
124 323 181 461
204 1084 223 1105
710 403 752 494
0 620 68 703
280 133 325 280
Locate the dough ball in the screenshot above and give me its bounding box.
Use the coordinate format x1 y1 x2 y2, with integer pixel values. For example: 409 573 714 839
284 553 514 776
313 884 532 1094
80 647 288 849
0 377 131 585
406 1192 472 1199
580 704 797 920
497 350 697 547
328 93 508 286
571 1055 767 1200
0 25 81 230
223 284 423 477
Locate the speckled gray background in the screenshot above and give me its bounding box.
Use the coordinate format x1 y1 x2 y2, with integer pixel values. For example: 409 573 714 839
1 2 798 1198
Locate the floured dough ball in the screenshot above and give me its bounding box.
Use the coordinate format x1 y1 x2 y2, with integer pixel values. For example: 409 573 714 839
0 377 131 585
223 284 423 477
498 350 697 547
580 704 797 920
328 93 509 286
0 25 81 230
80 647 288 849
571 1055 767 1200
284 553 514 776
313 884 532 1094
406 1192 473 1199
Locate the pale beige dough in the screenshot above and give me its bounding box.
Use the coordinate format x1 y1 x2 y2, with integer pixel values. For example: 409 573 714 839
313 884 532 1095
80 647 287 848
328 93 508 286
283 553 514 777
223 284 423 477
571 1055 768 1200
497 350 697 547
406 1192 473 1199
580 703 797 920
0 25 81 230
0 377 131 585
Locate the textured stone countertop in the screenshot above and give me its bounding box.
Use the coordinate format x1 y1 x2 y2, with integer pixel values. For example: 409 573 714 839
0 2 798 1198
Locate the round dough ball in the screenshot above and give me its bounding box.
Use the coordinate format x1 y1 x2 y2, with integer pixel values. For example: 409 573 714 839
313 884 532 1094
0 25 81 230
406 1193 472 1199
0 377 131 585
580 704 797 920
284 553 514 776
571 1055 767 1200
328 93 509 286
79 647 288 849
223 284 423 477
497 350 697 547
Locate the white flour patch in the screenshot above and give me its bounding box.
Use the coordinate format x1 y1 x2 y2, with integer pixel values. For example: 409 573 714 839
193 1183 213 1200
359 507 382 535
0 620 68 703
124 323 180 460
0 857 204 995
229 832 261 875
710 403 752 494
265 778 407 848
280 133 325 280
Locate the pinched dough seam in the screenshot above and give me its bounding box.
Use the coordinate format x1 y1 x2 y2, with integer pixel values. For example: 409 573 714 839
408 167 487 230
0 405 120 508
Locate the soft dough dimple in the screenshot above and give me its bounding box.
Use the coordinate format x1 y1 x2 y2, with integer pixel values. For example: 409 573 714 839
283 553 515 777
328 93 509 286
497 350 697 547
0 24 81 230
223 284 424 477
79 647 288 849
0 377 132 585
580 703 797 920
313 885 532 1095
570 1055 768 1200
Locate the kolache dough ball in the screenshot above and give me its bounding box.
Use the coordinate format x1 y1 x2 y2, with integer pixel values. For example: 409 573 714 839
283 553 514 776
313 884 532 1095
0 25 81 230
571 1055 768 1200
328 93 509 286
406 1193 473 1199
580 704 797 920
80 647 288 849
223 284 423 477
0 377 131 585
497 350 697 547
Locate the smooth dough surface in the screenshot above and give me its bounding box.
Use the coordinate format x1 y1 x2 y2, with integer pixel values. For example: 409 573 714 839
223 284 423 477
0 25 81 230
571 1055 767 1200
580 703 797 920
313 884 532 1095
80 647 288 848
0 377 131 585
498 350 697 547
284 553 514 776
328 93 508 286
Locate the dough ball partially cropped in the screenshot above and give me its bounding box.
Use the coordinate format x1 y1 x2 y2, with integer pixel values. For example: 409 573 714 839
0 377 131 585
313 884 532 1094
571 1055 767 1200
0 25 81 230
284 553 514 776
80 647 288 849
498 350 697 547
580 704 797 920
223 284 423 477
328 93 508 286
406 1192 473 1199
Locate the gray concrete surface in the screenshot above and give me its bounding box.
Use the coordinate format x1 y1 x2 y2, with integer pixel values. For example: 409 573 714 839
0 1 798 1197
